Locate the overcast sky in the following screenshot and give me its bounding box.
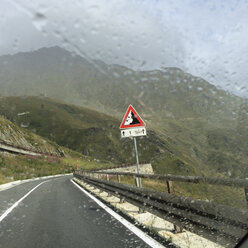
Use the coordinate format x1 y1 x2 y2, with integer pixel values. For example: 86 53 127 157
1 0 248 98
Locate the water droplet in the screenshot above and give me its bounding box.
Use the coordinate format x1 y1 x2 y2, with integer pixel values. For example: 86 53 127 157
12 39 19 51
74 20 80 29
80 37 85 44
33 12 47 32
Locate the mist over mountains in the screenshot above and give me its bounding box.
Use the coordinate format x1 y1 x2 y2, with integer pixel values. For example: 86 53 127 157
0 47 245 123
0 46 247 177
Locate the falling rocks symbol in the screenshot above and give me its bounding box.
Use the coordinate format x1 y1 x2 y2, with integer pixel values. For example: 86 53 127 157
129 111 140 125
120 105 145 129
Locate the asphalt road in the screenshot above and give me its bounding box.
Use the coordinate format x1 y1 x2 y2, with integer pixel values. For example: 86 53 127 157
0 175 153 248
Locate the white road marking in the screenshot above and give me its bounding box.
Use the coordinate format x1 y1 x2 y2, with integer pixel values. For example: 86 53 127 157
0 180 49 222
71 179 165 248
0 173 72 192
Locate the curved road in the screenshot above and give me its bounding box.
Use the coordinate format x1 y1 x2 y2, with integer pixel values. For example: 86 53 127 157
0 176 154 248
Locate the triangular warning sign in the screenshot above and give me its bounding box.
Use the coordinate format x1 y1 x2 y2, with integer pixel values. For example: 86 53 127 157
120 105 146 129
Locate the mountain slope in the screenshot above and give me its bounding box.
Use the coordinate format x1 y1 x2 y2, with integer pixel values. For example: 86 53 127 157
0 47 243 124
0 113 71 184
0 96 204 176
0 47 247 177
0 96 247 179
0 111 116 185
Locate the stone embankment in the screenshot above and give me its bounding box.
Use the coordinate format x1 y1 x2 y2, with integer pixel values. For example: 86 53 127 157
99 163 154 174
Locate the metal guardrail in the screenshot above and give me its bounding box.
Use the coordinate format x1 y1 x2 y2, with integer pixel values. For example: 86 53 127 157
84 170 248 188
74 171 248 247
93 162 150 171
0 140 61 157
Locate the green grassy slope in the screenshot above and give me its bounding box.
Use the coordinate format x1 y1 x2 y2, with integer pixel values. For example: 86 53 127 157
0 154 68 184
0 114 68 184
0 96 247 179
0 148 114 185
0 97 182 172
0 112 116 184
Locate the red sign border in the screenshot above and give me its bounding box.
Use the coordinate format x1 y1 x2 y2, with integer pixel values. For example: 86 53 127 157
120 105 146 129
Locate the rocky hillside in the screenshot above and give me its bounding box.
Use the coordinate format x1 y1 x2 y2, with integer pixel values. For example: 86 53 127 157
0 113 62 156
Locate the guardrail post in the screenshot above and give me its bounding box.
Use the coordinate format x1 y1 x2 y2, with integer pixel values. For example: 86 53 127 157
107 174 109 181
135 177 144 213
166 181 174 194
166 180 183 233
244 188 248 207
135 177 141 188
117 175 121 183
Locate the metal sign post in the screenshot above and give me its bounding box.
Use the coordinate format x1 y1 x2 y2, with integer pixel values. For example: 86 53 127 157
133 137 142 188
120 105 146 188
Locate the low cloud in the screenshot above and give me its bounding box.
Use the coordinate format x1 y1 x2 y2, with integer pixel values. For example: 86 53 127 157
1 0 247 97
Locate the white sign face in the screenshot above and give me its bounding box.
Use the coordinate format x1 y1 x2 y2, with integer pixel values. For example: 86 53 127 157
121 127 146 138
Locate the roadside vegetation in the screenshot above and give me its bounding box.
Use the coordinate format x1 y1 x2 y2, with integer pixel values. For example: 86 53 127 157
0 153 69 185
1 151 246 209
104 174 247 209
0 150 114 185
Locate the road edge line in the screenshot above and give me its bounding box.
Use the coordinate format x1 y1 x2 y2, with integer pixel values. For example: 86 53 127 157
70 179 165 248
0 173 72 192
0 180 49 222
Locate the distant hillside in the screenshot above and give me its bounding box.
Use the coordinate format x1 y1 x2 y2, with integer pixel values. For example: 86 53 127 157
0 47 247 177
0 96 247 179
0 47 243 123
0 97 176 168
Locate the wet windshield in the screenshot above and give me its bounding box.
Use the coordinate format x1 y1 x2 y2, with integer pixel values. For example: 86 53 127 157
0 1 247 248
